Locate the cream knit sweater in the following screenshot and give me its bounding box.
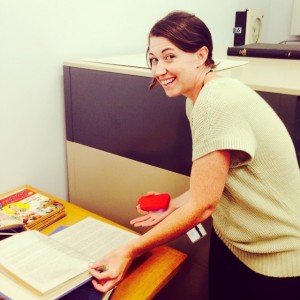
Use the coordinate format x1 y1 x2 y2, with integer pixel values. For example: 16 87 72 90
186 77 300 277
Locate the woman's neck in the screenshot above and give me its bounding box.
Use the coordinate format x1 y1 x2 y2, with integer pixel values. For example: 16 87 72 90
189 68 217 102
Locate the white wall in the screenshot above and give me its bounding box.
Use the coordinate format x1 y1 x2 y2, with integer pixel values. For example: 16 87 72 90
0 0 296 199
264 0 297 42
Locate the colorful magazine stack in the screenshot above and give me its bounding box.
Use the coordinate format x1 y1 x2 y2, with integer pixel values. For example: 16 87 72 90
0 187 66 232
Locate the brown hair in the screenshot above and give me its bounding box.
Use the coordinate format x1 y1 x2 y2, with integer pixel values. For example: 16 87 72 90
147 11 216 89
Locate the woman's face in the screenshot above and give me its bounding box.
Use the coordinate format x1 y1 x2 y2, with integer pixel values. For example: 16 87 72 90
148 36 204 101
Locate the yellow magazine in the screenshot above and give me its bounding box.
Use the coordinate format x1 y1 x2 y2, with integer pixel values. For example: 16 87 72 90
0 187 66 231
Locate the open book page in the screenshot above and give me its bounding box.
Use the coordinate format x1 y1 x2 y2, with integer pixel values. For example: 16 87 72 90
0 230 89 295
0 217 138 300
0 269 91 300
51 217 139 260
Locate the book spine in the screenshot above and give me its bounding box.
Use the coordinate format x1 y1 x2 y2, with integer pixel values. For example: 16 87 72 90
227 47 300 59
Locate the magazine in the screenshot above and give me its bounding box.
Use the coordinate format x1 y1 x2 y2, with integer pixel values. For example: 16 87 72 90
0 187 66 231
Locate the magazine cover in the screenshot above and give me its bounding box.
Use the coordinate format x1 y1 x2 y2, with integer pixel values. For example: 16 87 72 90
0 188 65 230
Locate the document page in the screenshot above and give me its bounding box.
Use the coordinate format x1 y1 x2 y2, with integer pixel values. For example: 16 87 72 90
51 217 138 260
0 230 88 295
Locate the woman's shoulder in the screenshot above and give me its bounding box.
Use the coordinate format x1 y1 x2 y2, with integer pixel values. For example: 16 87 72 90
205 76 243 89
202 76 256 102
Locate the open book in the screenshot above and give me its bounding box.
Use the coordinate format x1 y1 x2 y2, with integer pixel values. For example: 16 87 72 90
0 217 138 300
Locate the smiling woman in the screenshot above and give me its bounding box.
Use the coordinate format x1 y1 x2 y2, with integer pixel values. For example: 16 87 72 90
73 10 300 300
147 11 216 92
148 36 215 100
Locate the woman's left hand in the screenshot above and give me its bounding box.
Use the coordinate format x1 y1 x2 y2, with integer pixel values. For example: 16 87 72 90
130 204 173 227
130 192 190 228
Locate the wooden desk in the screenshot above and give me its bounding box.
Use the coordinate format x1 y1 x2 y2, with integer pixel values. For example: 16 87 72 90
24 186 186 300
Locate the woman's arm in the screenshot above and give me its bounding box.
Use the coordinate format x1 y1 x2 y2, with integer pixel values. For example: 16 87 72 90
90 150 231 293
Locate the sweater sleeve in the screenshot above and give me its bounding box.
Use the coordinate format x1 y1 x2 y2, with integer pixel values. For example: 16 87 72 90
189 81 256 167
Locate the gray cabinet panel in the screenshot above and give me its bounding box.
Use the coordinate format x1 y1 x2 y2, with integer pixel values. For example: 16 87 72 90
63 66 73 141
65 67 192 176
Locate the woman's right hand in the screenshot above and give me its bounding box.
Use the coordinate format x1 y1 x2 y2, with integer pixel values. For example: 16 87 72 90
90 245 133 293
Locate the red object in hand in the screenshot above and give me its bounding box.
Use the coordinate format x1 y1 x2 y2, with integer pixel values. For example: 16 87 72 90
137 194 171 211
